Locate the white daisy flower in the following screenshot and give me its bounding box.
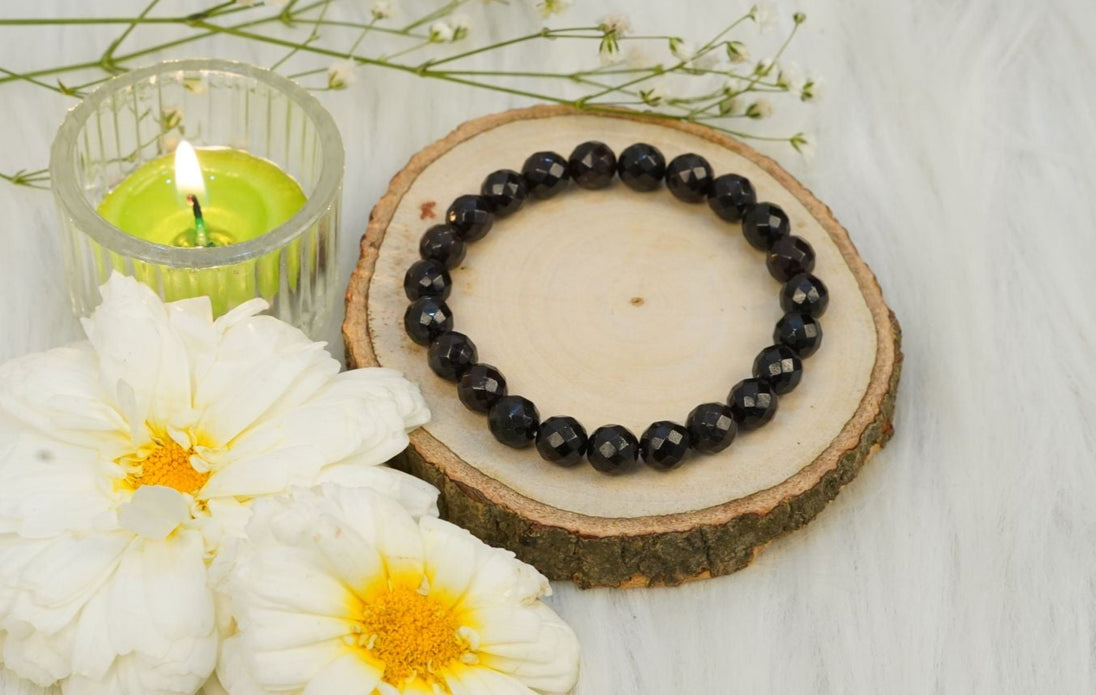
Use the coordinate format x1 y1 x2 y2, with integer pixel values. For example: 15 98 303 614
219 485 581 695
0 275 435 693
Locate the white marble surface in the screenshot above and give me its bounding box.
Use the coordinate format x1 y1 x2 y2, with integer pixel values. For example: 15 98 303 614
2 1 1094 693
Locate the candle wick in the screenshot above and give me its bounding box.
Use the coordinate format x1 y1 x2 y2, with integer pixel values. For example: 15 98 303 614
187 194 210 247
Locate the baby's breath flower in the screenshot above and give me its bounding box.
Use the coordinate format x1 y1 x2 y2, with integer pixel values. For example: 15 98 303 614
725 40 750 63
691 48 721 71
598 14 631 36
723 76 744 96
597 14 629 66
776 61 804 91
639 81 666 106
745 99 773 119
624 44 652 68
791 131 815 159
371 0 393 20
801 76 823 101
754 57 774 77
794 11 807 24
538 0 574 18
751 1 779 32
327 59 356 89
718 95 742 115
669 37 696 62
451 14 472 41
429 20 454 42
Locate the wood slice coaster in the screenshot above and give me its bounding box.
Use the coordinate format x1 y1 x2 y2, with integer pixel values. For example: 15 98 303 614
344 105 902 588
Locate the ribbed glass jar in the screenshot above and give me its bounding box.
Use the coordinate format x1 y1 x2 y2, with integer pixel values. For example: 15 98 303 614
49 59 344 338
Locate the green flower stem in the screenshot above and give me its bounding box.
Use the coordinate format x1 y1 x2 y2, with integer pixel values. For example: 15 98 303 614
575 14 750 106
401 0 472 32
101 0 163 72
0 0 329 88
269 0 332 70
0 1 814 189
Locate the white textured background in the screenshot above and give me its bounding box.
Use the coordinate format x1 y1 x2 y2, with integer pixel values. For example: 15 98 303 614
2 1 1095 693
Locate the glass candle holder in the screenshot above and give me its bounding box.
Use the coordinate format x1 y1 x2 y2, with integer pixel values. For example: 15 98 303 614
49 59 344 338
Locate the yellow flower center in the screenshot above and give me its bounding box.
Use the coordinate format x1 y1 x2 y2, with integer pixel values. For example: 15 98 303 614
358 585 464 687
124 438 209 495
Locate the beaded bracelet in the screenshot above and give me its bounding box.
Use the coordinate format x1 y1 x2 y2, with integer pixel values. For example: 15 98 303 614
403 141 829 474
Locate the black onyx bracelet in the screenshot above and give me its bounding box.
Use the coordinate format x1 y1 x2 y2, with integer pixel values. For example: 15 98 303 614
403 141 829 475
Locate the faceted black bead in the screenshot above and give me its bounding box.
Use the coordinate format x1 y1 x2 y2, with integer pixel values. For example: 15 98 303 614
480 169 528 217
427 331 478 381
742 202 790 250
665 153 714 202
728 378 779 430
568 141 617 190
617 143 666 192
535 416 589 467
587 425 640 474
685 402 737 454
521 151 570 199
780 273 829 318
403 259 451 301
752 344 803 395
419 224 466 270
446 195 494 242
458 363 507 413
766 235 815 282
487 396 540 449
640 421 691 471
403 296 453 346
774 312 823 358
707 173 757 222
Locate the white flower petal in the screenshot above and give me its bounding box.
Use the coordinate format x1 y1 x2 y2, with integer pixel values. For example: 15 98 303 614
105 530 214 639
474 602 581 694
116 486 189 541
443 666 538 695
193 316 338 445
246 642 346 691
81 274 193 429
320 486 424 581
316 465 439 519
1 532 130 635
333 368 430 430
421 517 549 611
301 652 381 695
2 623 72 687
0 430 117 537
0 344 127 451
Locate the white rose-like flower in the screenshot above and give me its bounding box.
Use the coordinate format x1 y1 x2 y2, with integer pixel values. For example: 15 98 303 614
219 485 581 695
0 274 436 694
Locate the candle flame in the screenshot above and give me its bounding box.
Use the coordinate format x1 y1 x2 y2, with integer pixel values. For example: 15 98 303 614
174 140 206 200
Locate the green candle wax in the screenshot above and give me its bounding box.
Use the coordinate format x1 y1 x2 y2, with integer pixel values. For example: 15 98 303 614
96 148 307 316
98 148 306 247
